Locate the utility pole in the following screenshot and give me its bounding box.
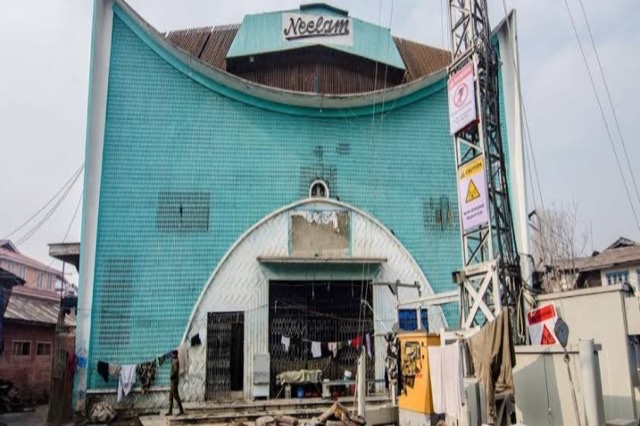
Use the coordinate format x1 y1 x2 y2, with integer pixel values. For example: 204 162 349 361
447 0 525 339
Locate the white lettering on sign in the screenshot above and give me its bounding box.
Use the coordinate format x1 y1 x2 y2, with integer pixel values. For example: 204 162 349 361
448 61 477 134
282 13 353 46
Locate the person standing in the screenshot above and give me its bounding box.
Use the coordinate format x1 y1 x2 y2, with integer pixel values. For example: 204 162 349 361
168 350 185 416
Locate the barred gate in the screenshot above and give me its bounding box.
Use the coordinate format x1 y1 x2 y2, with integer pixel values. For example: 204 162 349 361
269 281 374 396
206 312 244 401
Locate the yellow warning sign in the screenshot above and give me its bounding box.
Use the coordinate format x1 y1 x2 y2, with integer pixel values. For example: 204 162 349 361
466 180 480 202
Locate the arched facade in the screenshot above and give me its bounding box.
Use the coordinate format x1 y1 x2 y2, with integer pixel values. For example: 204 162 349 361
180 198 445 401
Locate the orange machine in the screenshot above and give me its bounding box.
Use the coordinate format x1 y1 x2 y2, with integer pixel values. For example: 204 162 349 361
397 331 440 415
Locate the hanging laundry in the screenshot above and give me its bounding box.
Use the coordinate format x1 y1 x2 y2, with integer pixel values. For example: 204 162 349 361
117 365 137 403
466 310 515 425
136 360 157 394
281 335 291 353
177 342 189 376
108 363 121 379
351 335 363 348
346 339 352 347
428 342 465 420
158 351 172 366
311 341 322 358
97 361 110 383
365 333 372 358
190 333 202 347
328 342 338 358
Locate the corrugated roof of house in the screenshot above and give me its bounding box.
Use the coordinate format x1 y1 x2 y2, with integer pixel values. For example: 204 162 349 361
559 243 640 273
4 292 75 327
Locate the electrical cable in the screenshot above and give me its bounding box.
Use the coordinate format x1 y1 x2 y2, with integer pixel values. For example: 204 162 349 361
562 0 640 232
2 163 84 240
15 167 83 247
574 0 640 206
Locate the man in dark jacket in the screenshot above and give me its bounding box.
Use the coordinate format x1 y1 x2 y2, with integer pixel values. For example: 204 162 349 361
168 350 185 416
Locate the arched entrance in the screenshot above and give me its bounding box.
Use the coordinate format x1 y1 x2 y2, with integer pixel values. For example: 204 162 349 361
179 198 446 402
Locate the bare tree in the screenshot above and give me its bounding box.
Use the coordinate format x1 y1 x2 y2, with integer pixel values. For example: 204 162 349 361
530 201 589 292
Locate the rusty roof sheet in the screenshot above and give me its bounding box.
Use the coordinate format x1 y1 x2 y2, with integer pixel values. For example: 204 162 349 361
162 25 450 90
4 292 75 327
393 37 450 81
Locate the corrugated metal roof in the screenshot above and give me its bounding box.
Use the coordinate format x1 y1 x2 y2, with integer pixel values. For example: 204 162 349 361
394 37 451 81
4 292 75 326
559 244 640 272
163 24 450 94
226 7 406 70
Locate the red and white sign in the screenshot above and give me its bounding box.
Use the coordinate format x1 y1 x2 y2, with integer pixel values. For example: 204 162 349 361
526 303 559 345
448 62 477 134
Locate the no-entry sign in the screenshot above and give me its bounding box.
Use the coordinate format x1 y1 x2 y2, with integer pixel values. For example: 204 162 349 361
448 62 477 134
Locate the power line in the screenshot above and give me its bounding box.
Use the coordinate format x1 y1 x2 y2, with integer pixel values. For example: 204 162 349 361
15 167 83 247
574 0 640 206
2 163 84 241
20 187 84 289
562 0 640 232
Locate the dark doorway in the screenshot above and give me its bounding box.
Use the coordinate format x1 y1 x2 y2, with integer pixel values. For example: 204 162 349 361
206 312 244 400
269 280 374 397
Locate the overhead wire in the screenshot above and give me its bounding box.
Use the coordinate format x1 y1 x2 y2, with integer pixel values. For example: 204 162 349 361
2 163 84 241
15 166 84 247
574 0 640 206
561 0 640 232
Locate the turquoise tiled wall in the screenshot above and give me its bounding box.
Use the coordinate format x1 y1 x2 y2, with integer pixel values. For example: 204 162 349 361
88 14 510 389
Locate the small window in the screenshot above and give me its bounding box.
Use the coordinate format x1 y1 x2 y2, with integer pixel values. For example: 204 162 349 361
36 342 51 356
18 265 25 279
309 180 329 198
36 273 43 288
12 341 31 356
47 275 53 290
6 261 14 273
606 271 629 285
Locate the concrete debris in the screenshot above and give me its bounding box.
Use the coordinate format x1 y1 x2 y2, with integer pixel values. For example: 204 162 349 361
255 402 366 426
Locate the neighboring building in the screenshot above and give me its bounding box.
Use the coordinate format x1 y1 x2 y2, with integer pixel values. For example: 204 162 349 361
0 242 75 403
0 240 64 296
76 1 528 410
0 288 75 403
555 237 640 292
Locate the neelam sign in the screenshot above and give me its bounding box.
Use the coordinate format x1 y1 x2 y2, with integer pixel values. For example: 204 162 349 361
282 13 353 46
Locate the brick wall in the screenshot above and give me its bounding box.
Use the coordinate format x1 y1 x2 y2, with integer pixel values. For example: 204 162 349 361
0 322 55 403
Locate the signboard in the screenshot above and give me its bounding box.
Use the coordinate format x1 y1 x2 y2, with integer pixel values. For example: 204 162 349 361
457 156 489 231
526 303 559 345
282 13 353 46
448 62 477 134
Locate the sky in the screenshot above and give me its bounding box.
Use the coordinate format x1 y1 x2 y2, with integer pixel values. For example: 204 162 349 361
0 0 639 282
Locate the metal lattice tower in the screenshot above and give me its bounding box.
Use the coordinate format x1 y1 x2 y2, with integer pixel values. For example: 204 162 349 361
448 0 524 337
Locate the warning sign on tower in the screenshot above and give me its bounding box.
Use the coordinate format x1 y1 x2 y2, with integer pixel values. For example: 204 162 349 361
458 156 489 231
448 61 477 134
466 180 481 203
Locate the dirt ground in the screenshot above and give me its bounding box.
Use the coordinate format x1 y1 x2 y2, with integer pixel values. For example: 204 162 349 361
0 405 47 426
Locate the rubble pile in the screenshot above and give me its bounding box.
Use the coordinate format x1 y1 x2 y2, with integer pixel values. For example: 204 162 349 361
256 403 366 426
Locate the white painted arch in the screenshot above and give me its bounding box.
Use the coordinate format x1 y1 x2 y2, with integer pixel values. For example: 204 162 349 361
179 198 446 401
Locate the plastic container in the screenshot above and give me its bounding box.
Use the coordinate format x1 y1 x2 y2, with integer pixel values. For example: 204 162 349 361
297 386 305 399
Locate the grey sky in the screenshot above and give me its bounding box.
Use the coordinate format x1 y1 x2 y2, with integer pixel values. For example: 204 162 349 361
0 0 639 281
